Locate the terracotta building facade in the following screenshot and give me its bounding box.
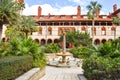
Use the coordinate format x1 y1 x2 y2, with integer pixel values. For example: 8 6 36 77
29 4 120 47
1 1 120 48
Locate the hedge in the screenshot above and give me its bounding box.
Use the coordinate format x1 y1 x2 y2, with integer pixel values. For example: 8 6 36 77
82 57 120 80
0 56 33 80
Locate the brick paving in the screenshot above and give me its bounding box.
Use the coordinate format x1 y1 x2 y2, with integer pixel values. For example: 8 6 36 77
39 66 84 80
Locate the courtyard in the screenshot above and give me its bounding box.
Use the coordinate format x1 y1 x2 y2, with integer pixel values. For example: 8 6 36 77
40 66 84 80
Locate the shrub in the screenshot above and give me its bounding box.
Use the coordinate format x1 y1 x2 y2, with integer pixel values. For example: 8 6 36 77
44 43 61 53
0 56 33 80
69 47 92 59
82 57 120 80
0 38 46 68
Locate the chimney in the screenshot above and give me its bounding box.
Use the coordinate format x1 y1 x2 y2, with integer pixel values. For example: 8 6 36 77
77 5 81 17
18 0 24 3
38 6 42 16
113 4 117 12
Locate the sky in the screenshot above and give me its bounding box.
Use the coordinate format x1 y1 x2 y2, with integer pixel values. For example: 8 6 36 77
22 0 120 16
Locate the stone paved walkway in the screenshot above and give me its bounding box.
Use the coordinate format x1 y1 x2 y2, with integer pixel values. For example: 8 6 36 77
39 66 84 80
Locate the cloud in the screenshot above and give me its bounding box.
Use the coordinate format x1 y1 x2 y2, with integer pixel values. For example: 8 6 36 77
68 0 87 6
22 4 79 16
22 2 105 16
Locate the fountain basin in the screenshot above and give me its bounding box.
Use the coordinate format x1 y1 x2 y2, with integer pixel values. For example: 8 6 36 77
56 53 73 56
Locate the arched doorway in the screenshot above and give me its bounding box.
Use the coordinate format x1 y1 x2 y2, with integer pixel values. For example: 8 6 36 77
66 43 70 48
54 39 59 43
41 39 46 45
101 39 106 44
94 39 100 45
108 39 113 42
34 39 39 43
2 37 6 42
47 39 52 44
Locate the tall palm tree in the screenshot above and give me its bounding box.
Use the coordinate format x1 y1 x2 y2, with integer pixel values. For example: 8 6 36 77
0 0 24 39
15 16 38 38
86 1 102 39
112 17 120 39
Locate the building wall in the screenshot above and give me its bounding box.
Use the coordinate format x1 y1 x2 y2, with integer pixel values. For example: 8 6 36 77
30 25 120 45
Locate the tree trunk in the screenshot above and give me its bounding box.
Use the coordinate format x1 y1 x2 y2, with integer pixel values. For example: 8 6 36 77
25 32 28 38
92 19 95 42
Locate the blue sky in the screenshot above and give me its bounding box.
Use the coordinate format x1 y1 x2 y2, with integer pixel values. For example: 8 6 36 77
22 0 120 15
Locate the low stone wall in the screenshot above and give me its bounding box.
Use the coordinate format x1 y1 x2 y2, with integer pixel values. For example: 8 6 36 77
15 68 45 80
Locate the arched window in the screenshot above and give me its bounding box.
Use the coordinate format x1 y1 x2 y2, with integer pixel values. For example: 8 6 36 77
34 39 39 43
102 39 106 44
101 27 106 35
39 27 42 34
41 39 46 45
48 27 52 35
81 26 86 33
111 26 115 36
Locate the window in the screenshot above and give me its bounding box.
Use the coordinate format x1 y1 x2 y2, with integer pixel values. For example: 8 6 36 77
48 27 52 35
101 27 106 35
111 27 115 36
93 27 96 35
81 26 86 33
39 27 42 35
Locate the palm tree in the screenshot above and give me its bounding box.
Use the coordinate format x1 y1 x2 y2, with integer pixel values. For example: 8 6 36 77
86 1 102 39
15 16 38 38
112 17 120 39
0 0 24 39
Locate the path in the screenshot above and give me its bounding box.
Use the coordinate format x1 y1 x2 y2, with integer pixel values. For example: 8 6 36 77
39 66 84 80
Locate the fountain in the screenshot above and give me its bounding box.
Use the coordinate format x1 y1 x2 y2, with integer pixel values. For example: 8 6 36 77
56 32 73 63
47 31 81 67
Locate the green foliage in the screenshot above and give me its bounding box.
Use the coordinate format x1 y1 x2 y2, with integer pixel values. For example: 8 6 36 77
0 38 46 68
69 47 92 59
0 0 23 25
5 27 25 39
82 57 120 80
44 43 61 53
59 31 92 47
112 17 120 25
98 39 120 58
15 16 38 38
86 1 102 19
82 39 120 80
0 56 33 80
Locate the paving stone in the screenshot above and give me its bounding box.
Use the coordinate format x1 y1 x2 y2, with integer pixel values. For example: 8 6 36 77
39 66 83 80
